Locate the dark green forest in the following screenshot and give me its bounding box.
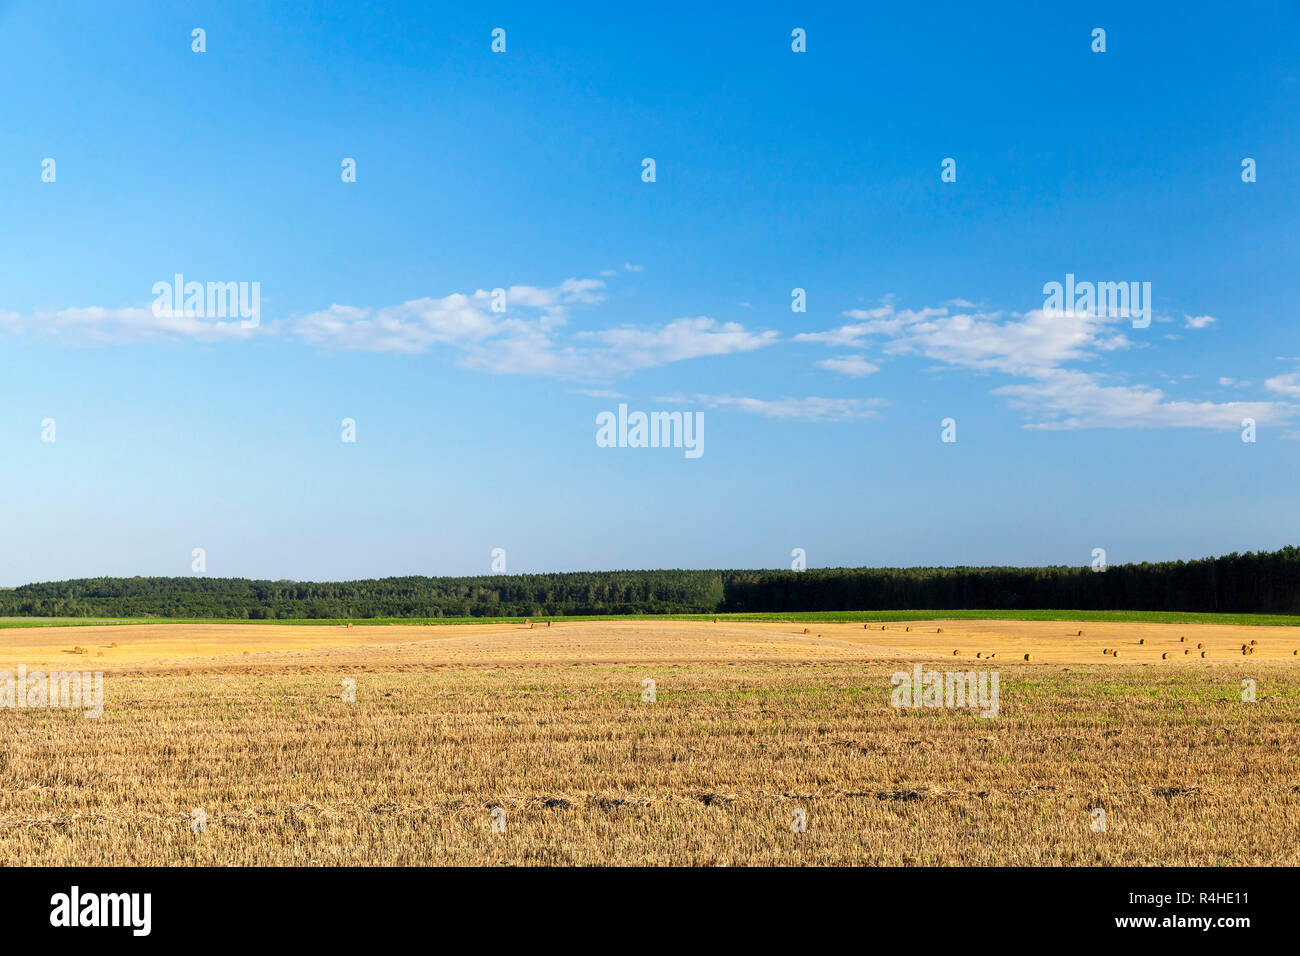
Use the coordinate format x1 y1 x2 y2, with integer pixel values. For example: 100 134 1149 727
1 547 1298 618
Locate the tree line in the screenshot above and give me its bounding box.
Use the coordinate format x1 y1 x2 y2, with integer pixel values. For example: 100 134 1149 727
1 547 1297 618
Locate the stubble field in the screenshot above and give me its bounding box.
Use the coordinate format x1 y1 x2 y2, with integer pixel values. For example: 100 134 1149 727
2 619 1297 865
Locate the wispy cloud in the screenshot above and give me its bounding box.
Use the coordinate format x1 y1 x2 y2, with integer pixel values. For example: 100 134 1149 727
1265 371 1300 398
11 279 1294 433
797 299 1295 430
995 370 1288 430
460 315 779 382
659 392 885 422
293 278 607 355
294 294 500 353
578 317 776 366
815 354 880 377
6 306 263 344
287 278 779 381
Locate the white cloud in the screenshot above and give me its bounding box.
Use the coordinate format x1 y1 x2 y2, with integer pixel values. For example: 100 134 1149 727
294 295 498 353
994 370 1290 430
505 278 606 309
0 274 771 384
801 304 1126 376
580 317 776 365
660 393 884 422
1265 371 1300 398
291 278 608 355
795 307 955 345
877 308 1130 377
457 316 778 382
815 354 880 377
796 298 1295 430
288 278 780 382
12 277 1290 434
14 306 263 345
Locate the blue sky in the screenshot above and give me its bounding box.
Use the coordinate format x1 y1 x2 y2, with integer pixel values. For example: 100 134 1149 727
2 1 1298 585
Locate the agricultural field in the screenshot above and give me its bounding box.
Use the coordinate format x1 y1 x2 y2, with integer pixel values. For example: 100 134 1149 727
2 618 1298 866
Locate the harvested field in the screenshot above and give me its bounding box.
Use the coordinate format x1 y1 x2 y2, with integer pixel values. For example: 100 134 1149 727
2 619 1297 865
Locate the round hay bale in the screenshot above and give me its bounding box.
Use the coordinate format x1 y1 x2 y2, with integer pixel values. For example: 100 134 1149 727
1201 651 1207 658
1103 648 1110 655
1179 635 1186 642
936 627 943 633
1138 638 1145 645
952 649 960 655
976 652 982 659
1023 653 1033 661
1161 652 1169 659
1077 630 1084 636
1184 649 1190 655
1113 651 1120 658
1250 639 1258 646
989 653 997 659
1197 643 1204 649
905 626 911 632
803 628 810 634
